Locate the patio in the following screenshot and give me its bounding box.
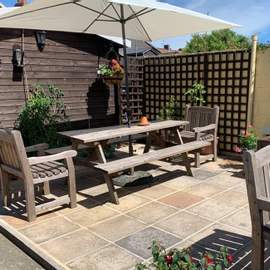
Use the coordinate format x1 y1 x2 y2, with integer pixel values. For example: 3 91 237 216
0 143 256 270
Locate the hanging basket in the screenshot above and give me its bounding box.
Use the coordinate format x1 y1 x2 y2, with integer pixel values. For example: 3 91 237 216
102 76 123 85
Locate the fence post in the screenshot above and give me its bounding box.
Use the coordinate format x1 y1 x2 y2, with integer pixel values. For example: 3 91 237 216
247 34 258 125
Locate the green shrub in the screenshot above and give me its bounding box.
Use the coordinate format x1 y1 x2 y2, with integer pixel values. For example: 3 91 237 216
16 84 67 147
185 83 206 106
159 96 181 120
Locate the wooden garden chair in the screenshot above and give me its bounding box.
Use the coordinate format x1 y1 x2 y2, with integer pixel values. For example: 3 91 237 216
180 105 219 167
243 145 270 270
0 129 77 222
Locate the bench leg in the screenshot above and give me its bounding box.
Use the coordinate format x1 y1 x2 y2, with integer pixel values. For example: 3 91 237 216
195 152 200 168
24 181 36 222
66 157 77 209
43 182 50 195
213 140 218 162
182 153 194 177
103 174 119 204
0 169 9 207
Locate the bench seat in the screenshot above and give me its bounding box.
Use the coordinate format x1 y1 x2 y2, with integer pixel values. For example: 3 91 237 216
95 141 211 205
95 140 210 175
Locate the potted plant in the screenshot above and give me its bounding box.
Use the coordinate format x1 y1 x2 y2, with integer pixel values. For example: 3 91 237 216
97 59 124 85
155 96 182 146
234 125 258 153
136 241 233 270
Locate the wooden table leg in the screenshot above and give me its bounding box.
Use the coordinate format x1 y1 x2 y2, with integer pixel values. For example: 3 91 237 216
95 143 120 203
95 143 107 164
143 132 151 154
176 128 194 177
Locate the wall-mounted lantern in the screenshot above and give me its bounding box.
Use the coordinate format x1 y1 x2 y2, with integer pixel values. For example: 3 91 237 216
35 30 46 51
12 45 24 68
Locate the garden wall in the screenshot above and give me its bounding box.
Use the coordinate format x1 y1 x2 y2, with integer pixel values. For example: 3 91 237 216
0 28 121 129
253 48 270 137
143 50 251 153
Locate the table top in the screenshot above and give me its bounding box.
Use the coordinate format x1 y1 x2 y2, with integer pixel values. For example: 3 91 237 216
59 120 188 144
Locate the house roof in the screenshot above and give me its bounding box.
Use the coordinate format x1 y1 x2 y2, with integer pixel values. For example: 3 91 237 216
126 39 160 56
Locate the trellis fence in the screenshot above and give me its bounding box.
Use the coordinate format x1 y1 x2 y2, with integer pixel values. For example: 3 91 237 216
143 49 251 153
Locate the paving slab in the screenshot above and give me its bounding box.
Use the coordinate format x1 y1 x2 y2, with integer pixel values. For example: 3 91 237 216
89 215 146 242
155 211 212 239
159 191 204 209
68 244 141 270
41 228 108 263
0 233 44 270
127 202 177 225
19 216 80 244
116 227 181 259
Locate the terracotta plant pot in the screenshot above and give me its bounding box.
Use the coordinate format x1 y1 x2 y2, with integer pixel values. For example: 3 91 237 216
139 116 150 126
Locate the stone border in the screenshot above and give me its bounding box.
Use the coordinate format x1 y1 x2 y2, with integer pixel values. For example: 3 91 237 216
0 219 67 270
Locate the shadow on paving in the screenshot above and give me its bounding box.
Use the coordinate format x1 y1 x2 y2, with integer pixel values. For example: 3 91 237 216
187 228 270 270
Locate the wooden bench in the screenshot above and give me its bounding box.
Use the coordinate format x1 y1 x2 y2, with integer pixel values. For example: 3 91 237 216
95 140 211 204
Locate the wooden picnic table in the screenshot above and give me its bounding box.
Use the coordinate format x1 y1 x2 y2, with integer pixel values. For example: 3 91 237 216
58 120 188 164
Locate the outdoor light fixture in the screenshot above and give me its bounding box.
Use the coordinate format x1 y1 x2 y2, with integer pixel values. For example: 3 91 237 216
35 30 46 51
12 45 24 68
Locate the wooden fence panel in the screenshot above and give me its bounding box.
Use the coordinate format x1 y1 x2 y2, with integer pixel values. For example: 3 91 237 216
144 50 251 152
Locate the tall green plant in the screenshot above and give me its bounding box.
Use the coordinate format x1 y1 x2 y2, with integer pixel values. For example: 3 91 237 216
185 83 206 106
159 96 181 120
16 84 67 147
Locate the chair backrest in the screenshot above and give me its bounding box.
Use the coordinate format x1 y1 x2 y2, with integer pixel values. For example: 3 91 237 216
243 146 270 226
0 129 30 176
185 105 219 132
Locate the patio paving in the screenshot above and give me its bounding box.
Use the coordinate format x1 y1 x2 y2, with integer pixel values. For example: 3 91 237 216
0 143 257 269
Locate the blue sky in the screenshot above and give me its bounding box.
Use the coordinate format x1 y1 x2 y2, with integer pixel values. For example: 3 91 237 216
1 0 270 49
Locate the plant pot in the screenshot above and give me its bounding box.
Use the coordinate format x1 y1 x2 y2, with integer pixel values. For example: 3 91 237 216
102 76 123 85
200 143 213 155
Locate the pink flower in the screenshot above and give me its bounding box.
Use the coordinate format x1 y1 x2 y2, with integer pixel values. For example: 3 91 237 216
233 146 242 153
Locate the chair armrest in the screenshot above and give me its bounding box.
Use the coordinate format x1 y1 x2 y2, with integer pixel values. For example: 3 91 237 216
257 196 270 212
193 124 216 133
25 143 49 153
28 150 77 165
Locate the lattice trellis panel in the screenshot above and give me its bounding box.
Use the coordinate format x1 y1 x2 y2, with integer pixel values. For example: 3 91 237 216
120 57 144 123
144 50 251 153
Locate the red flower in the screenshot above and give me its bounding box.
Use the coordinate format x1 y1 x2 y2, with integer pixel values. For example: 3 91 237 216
165 255 173 265
204 255 214 265
111 59 118 65
227 254 233 264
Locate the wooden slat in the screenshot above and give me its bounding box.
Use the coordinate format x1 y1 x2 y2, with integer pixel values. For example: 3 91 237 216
95 140 210 174
35 196 70 213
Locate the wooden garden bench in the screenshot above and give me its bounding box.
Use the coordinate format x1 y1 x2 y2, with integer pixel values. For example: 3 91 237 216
0 129 77 222
181 105 219 168
95 140 210 204
243 145 270 270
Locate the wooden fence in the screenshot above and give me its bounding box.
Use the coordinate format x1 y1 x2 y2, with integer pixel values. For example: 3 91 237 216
143 50 251 152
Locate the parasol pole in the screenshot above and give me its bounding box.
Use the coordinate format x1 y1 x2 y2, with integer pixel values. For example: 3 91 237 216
120 4 133 159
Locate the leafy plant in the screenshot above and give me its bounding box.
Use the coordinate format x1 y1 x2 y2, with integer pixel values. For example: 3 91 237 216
185 83 206 106
16 84 67 147
136 241 233 270
98 59 124 78
159 96 181 120
183 30 251 53
234 125 257 152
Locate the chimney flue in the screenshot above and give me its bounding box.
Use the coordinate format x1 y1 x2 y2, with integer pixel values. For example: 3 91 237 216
164 44 170 50
15 0 27 7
